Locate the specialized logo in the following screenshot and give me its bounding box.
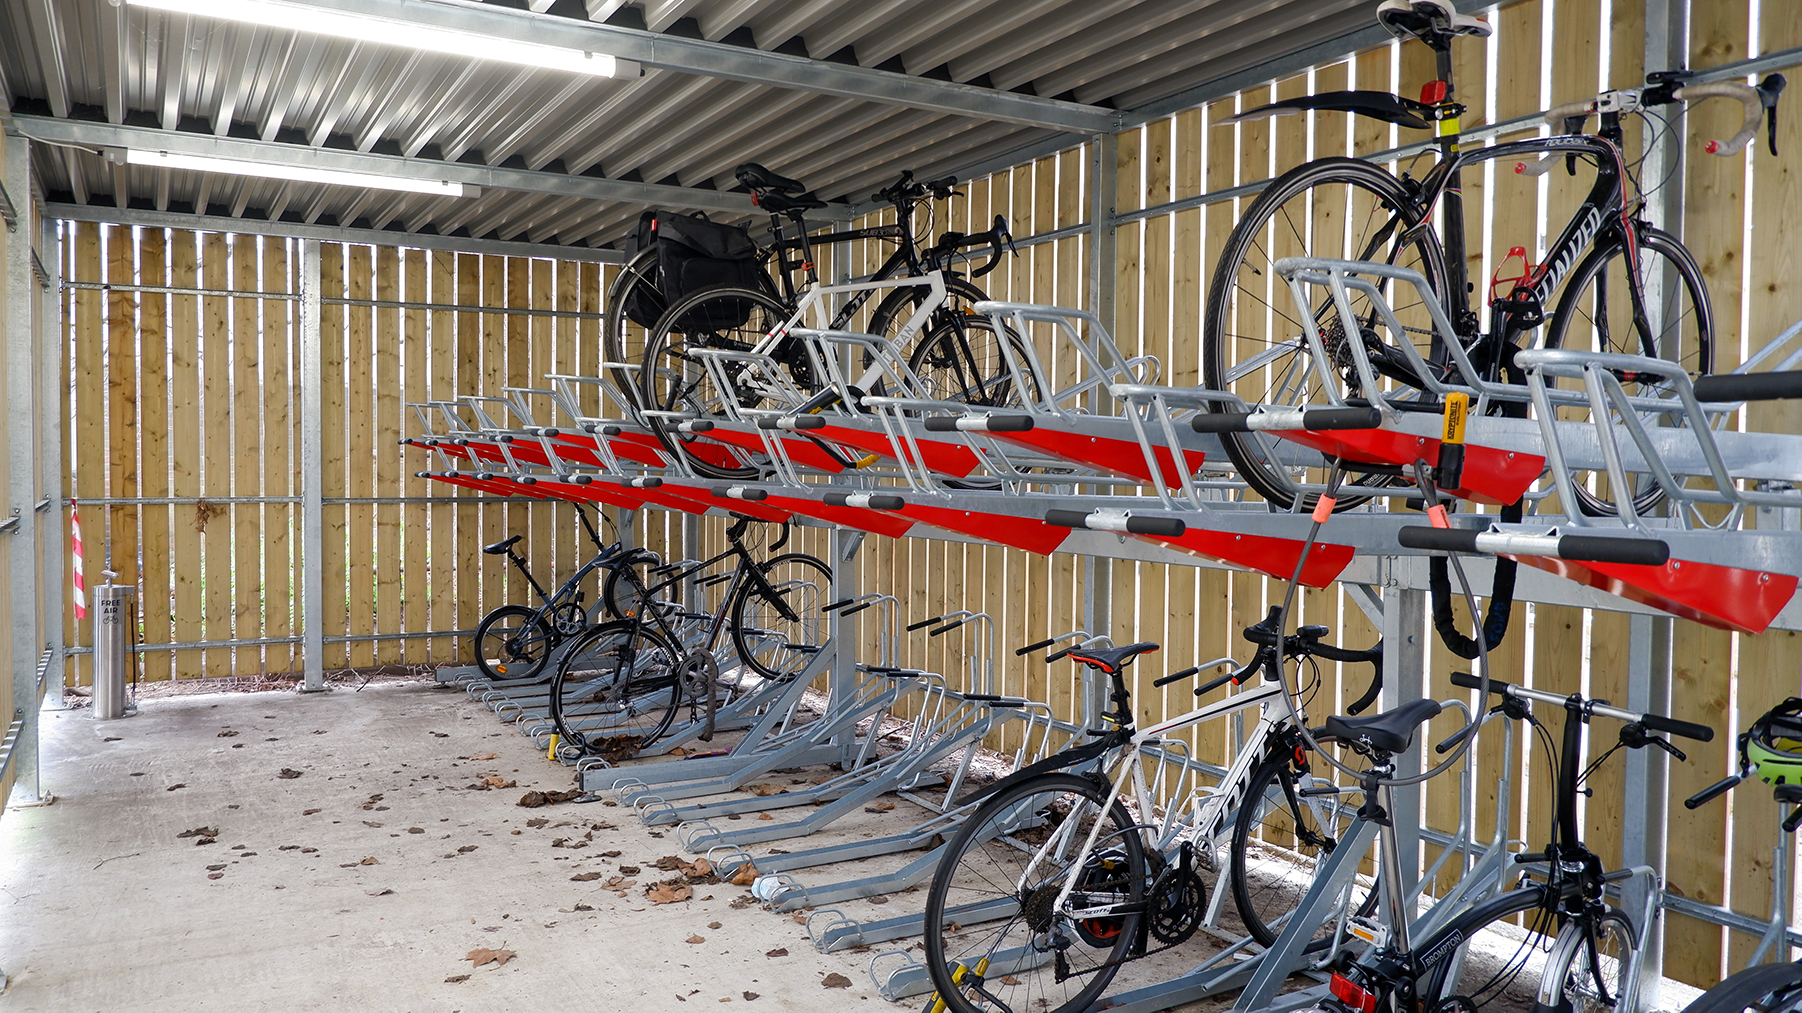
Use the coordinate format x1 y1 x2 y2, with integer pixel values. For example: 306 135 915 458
1421 929 1466 968
1529 204 1604 305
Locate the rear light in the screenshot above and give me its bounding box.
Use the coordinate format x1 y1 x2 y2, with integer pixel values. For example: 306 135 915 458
1329 973 1377 1013
1420 80 1449 104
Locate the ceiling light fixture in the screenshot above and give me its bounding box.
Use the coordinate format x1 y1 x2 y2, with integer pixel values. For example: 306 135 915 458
126 0 629 78
125 149 474 197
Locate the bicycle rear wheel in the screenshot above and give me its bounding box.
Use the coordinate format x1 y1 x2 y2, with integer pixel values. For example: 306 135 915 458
729 552 831 681
639 285 795 480
472 604 558 682
1229 753 1375 950
547 620 685 755
924 773 1145 1013
1202 156 1449 509
602 246 664 408
1544 226 1713 518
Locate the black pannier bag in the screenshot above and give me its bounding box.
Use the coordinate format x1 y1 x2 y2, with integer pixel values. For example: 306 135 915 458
621 210 668 328
654 211 761 331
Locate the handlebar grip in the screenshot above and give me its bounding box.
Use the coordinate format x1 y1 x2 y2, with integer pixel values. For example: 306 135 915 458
1398 527 1480 553
1450 670 1514 693
1675 81 1765 155
1684 773 1744 809
1016 637 1059 657
1544 99 1594 128
1639 711 1714 743
1693 370 1802 404
1152 666 1200 688
1309 640 1381 664
1556 535 1671 566
906 615 946 632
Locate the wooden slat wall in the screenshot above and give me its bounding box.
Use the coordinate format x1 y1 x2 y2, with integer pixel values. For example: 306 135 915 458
67 233 615 681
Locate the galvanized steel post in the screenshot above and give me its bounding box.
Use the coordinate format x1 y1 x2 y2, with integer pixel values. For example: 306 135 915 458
300 240 326 692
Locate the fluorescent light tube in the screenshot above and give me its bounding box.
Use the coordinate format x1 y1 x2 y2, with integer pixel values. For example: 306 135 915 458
127 0 625 77
126 149 473 197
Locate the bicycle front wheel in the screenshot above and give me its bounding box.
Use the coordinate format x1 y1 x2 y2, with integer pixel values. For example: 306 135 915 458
1202 156 1449 509
924 773 1145 1013
548 620 685 755
729 552 832 681
1544 226 1713 518
472 604 558 682
1537 907 1640 1013
640 285 795 480
1680 962 1802 1013
1229 753 1375 950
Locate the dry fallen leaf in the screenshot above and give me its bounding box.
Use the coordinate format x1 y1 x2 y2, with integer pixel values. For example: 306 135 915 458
276 768 303 779
359 856 380 865
1000 975 1022 986
730 864 758 886
464 947 517 968
821 973 852 989
685 934 706 944
465 753 498 761
707 921 722 930
744 784 787 797
206 872 223 880
301 809 322 816
765 948 788 958
517 789 582 808
742 993 758 1002
757 814 774 821
571 872 602 882
864 800 896 812
177 827 219 839
646 882 692 905
445 974 469 983
366 888 395 897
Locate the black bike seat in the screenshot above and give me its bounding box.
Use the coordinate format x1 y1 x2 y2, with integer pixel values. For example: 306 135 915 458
482 534 523 555
757 190 829 215
735 162 807 195
1324 698 1443 755
1377 0 1492 42
1064 641 1160 675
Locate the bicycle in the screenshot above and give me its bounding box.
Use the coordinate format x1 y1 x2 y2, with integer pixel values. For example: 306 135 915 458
1202 0 1782 517
470 503 627 682
546 515 831 754
920 606 1386 1013
627 166 1025 479
1675 698 1802 1013
1284 670 1712 1013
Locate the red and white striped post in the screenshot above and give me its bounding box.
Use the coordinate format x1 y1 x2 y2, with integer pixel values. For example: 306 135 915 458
70 499 86 620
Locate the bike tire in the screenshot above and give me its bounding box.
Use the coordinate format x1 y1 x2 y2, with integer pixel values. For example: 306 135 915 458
1201 156 1450 510
1228 753 1376 951
923 772 1145 1013
729 552 832 681
1681 962 1802 1013
639 285 796 480
471 604 558 682
1543 225 1713 518
601 555 663 621
602 246 664 409
547 619 685 756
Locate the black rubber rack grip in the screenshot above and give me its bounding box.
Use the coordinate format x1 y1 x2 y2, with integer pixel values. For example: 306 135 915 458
1016 637 1059 657
1557 535 1670 566
1044 510 1186 538
1693 370 1802 403
1190 407 1381 433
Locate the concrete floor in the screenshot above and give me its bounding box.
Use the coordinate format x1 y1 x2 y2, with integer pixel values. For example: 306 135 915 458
0 681 889 1012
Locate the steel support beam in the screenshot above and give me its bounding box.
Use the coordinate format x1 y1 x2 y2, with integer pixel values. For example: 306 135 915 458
38 209 63 714
1080 131 1119 727
18 116 801 224
4 134 44 804
299 240 326 693
44 202 625 265
1382 586 1427 901
236 0 1116 134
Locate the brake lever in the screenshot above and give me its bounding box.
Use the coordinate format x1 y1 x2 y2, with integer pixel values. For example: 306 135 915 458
1761 73 1787 156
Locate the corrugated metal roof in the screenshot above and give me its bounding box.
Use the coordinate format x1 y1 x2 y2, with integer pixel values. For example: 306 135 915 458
1 0 1388 252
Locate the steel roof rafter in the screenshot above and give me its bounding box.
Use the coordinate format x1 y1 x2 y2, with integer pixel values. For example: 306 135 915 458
15 115 835 222
197 0 1118 134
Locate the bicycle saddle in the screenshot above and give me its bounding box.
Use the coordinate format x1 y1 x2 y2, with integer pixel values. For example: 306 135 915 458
1377 0 1492 41
735 162 807 195
757 190 829 214
1323 697 1443 755
482 534 523 555
1064 641 1159 675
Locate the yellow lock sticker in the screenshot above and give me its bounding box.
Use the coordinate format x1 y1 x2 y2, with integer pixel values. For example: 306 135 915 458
1441 391 1469 445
